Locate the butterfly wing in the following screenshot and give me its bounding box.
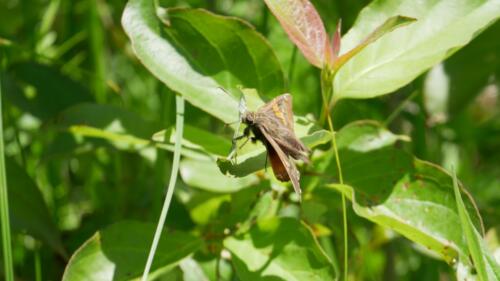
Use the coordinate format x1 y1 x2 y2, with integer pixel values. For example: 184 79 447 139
256 94 309 162
260 93 295 132
260 126 302 199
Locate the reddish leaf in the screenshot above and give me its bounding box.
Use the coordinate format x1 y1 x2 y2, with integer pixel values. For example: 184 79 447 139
264 0 329 68
326 19 342 67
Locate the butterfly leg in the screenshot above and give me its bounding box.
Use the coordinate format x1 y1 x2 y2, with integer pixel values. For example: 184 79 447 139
229 127 251 164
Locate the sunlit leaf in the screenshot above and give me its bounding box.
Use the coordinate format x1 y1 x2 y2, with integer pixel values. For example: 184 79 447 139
333 15 416 72
62 221 202 281
320 121 484 264
180 159 259 193
334 0 500 100
224 217 336 280
122 1 285 123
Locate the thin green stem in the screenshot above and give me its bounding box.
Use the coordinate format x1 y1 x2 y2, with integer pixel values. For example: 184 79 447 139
384 90 418 126
0 50 14 281
320 68 348 281
141 95 184 281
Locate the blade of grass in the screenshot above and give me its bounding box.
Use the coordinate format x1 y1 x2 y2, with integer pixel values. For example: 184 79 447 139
452 168 489 281
88 0 106 103
0 50 14 281
141 95 184 281
35 247 42 281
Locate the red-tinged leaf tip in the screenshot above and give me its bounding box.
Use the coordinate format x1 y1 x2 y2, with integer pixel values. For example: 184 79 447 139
332 19 342 59
326 19 342 68
264 0 328 68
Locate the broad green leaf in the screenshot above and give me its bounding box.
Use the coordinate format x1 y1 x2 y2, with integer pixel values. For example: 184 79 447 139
263 0 328 68
62 221 202 281
122 1 285 123
217 116 332 177
321 121 484 264
224 217 336 281
334 0 500 100
453 171 500 281
6 158 65 256
4 62 93 119
180 159 259 193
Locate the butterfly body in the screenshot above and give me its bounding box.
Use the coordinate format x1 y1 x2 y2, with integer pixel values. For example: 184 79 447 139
239 94 310 197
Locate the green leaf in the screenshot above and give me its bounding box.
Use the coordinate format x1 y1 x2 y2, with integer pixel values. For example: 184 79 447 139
6 158 65 256
62 221 202 281
322 121 484 264
263 0 329 68
122 1 285 123
224 217 336 281
453 170 500 281
334 0 500 100
180 159 259 193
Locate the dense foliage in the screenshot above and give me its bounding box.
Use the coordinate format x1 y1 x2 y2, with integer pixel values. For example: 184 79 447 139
0 0 499 280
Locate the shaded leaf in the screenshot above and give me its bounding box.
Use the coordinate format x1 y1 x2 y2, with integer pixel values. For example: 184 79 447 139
224 217 336 281
62 221 202 281
5 62 93 119
446 21 500 116
6 158 65 256
54 103 157 139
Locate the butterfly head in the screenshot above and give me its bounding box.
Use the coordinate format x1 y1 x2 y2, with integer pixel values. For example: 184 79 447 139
242 111 256 125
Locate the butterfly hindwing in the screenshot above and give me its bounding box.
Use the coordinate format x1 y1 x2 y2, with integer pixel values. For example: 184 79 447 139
260 126 302 198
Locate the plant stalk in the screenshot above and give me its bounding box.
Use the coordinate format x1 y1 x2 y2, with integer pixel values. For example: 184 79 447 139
0 50 14 281
141 95 184 281
320 67 348 281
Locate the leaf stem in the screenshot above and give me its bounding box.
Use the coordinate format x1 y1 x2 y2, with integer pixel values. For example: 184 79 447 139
0 49 14 281
384 89 418 126
141 95 185 281
320 68 347 281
